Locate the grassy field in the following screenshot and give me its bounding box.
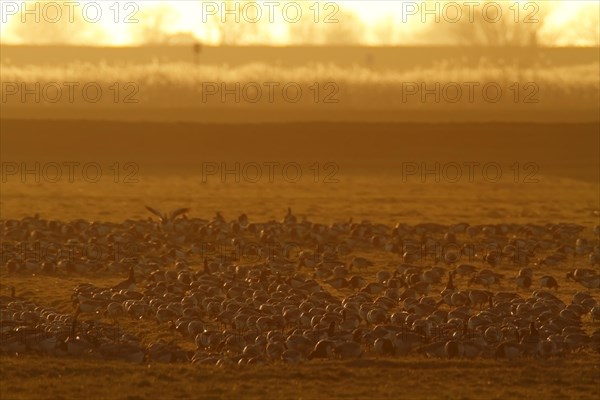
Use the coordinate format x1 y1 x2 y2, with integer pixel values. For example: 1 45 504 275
1 120 599 400
1 120 598 223
1 355 599 400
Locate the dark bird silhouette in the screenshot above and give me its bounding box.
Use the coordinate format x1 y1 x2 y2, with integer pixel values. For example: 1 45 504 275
111 266 136 291
59 306 82 352
516 275 532 290
327 320 336 338
377 338 396 356
520 321 540 348
0 286 18 303
540 275 559 290
445 340 462 358
203 258 211 275
284 207 297 224
444 271 456 291
308 339 334 360
145 206 190 223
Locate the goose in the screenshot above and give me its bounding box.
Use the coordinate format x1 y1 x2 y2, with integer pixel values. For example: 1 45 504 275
156 308 179 324
566 272 600 289
418 341 447 358
376 270 392 284
393 332 422 355
265 341 285 361
444 340 464 358
111 266 136 291
520 322 540 354
339 310 360 331
0 286 17 303
332 265 349 278
308 339 335 359
539 276 559 290
468 290 491 309
571 291 596 309
366 308 387 325
238 213 249 226
461 340 483 358
5 259 20 273
125 300 148 319
444 271 456 291
450 291 469 307
410 281 430 296
325 277 348 289
187 321 204 337
100 342 146 363
406 302 436 318
402 250 421 263
333 341 363 359
469 270 502 288
201 258 212 275
438 290 454 307
242 343 262 358
495 341 523 360
326 320 336 338
145 206 190 224
76 297 106 314
348 275 366 290
564 333 590 351
147 341 182 363
484 251 502 267
373 337 395 356
538 339 558 358
515 275 532 290
61 308 92 356
454 264 477 277
484 326 503 344
41 261 56 274
449 223 470 234
591 305 600 322
104 302 125 319
406 273 422 286
517 266 533 276
283 207 297 224
36 332 58 354
348 257 374 271
11 212 600 365
567 268 597 280
281 349 303 364
285 334 313 357
361 282 385 295
2 331 27 354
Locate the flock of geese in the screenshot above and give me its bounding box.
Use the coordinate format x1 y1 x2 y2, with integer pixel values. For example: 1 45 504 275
1 207 599 365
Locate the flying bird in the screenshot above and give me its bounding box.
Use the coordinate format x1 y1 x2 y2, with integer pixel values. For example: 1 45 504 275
145 206 190 223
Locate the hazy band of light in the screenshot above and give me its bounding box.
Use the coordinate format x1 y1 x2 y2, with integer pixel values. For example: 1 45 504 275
0 1 598 46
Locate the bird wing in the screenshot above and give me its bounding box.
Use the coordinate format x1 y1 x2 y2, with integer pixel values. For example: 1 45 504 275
169 207 190 220
145 206 165 221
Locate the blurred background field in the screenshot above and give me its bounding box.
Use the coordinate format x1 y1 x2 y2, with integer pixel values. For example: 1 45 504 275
1 120 598 225
1 0 599 122
1 46 598 122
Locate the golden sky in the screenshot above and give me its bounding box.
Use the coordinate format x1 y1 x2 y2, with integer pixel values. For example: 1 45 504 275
0 0 598 46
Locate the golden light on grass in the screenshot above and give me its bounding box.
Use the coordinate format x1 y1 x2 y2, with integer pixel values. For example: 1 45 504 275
1 1 599 400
